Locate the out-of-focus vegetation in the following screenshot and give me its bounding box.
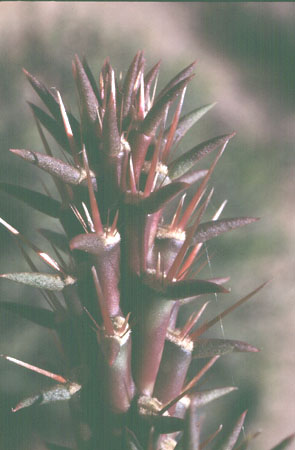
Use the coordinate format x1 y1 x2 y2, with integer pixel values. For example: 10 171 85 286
0 3 294 449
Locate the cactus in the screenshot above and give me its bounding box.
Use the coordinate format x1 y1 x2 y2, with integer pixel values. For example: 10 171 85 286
1 51 293 450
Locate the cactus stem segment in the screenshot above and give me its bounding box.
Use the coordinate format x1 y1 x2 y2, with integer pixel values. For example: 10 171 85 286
159 355 219 415
99 315 135 413
153 328 193 413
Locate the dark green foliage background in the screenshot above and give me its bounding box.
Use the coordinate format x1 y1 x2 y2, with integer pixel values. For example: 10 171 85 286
0 3 294 449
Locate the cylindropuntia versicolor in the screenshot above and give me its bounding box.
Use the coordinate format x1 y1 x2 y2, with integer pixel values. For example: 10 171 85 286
1 51 294 450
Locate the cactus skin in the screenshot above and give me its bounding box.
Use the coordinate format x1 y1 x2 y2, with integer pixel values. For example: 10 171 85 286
1 52 285 450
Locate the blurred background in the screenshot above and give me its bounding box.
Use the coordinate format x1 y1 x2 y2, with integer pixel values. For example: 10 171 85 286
0 2 294 449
